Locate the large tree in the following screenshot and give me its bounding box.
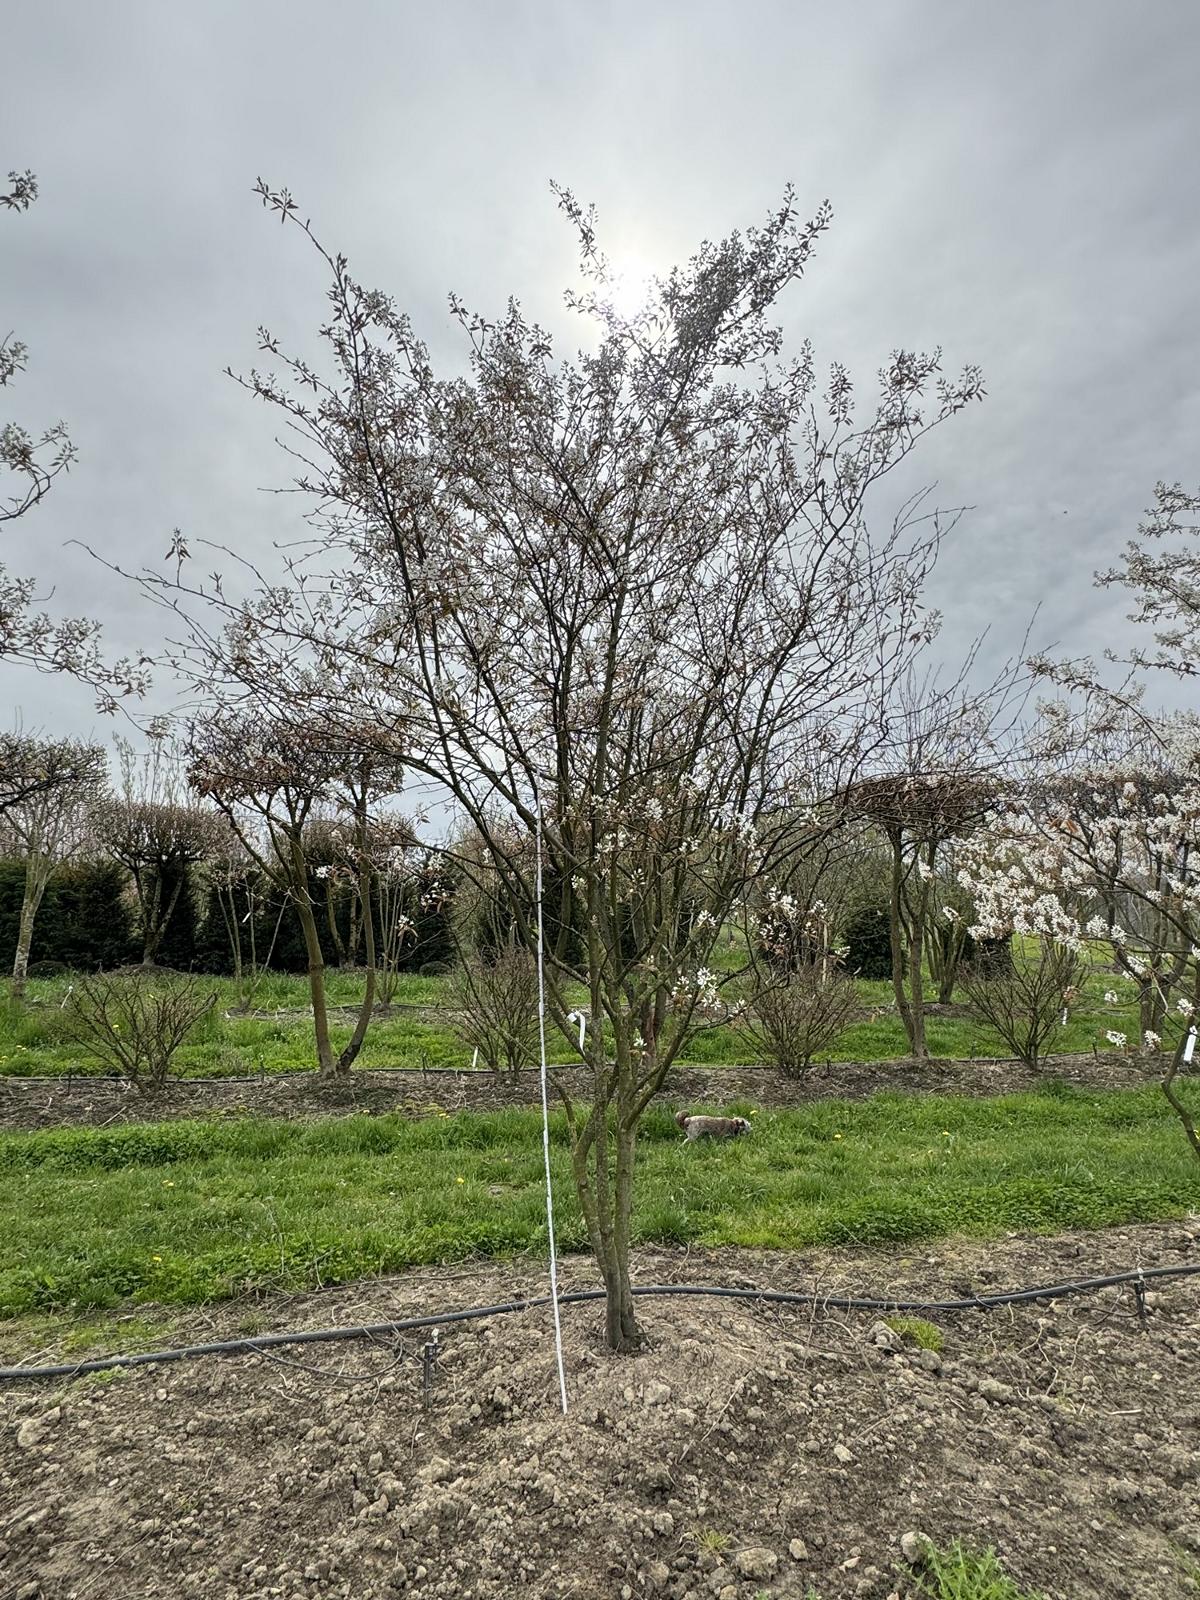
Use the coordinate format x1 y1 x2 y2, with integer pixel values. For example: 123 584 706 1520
132 181 985 1348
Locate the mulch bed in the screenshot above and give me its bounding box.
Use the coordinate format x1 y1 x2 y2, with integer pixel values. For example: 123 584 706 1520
0 1050 1162 1134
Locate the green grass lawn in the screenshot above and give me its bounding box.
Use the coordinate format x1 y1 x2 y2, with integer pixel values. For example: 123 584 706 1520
0 964 1152 1079
1 1082 1196 1319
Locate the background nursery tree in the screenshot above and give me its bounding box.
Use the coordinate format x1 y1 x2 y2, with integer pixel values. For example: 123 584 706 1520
742 904 858 1076
1018 482 1200 1160
100 796 224 966
134 181 986 1348
845 664 1018 1057
0 735 107 999
188 709 406 1076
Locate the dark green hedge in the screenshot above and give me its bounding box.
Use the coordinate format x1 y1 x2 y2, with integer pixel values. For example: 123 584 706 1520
0 855 457 977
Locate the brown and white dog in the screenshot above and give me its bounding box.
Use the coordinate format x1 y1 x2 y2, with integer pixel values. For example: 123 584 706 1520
675 1111 752 1141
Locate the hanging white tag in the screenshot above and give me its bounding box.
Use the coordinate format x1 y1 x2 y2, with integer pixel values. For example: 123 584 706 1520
1185 1028 1196 1064
471 1046 479 1070
567 1010 587 1052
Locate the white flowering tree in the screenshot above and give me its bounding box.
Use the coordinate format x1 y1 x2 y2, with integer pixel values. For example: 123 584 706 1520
2 171 74 525
1003 482 1200 1159
957 758 1200 1159
126 181 986 1347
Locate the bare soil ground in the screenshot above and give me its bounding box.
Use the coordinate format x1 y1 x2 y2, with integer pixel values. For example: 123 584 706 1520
4 1222 1200 1600
0 1052 1156 1133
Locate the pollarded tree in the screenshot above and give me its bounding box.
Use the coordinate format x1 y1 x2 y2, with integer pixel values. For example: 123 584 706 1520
0 736 108 998
99 796 227 966
187 709 405 1075
848 768 995 1055
128 181 986 1348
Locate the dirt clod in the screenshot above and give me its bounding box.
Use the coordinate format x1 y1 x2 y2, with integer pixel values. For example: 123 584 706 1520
733 1544 778 1579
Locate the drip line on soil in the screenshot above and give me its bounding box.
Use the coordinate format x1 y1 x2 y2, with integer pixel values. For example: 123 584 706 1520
4 1262 1199 1384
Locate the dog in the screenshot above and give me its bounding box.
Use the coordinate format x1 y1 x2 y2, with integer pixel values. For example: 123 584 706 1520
675 1111 752 1141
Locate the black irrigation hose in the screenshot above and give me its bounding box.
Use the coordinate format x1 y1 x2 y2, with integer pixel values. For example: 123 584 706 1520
4 1262 1200 1384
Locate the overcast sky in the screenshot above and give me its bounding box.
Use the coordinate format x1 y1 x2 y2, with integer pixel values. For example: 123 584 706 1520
3 0 1199 750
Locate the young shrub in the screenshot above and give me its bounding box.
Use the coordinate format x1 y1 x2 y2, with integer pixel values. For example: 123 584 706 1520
959 939 1085 1069
450 943 540 1078
64 968 218 1093
740 962 857 1076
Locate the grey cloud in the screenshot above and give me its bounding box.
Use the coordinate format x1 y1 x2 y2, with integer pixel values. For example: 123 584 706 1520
3 0 1199 737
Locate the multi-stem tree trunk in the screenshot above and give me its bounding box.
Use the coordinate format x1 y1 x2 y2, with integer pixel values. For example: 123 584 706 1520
136 865 186 966
560 983 671 1352
1161 969 1200 1164
926 911 971 1005
215 880 244 1000
569 1063 641 1351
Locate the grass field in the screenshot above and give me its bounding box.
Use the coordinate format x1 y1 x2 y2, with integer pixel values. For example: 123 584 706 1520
0 963 1152 1079
2 1082 1196 1319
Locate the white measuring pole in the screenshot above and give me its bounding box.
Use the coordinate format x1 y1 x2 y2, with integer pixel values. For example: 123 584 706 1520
535 804 569 1414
